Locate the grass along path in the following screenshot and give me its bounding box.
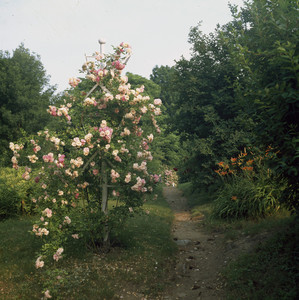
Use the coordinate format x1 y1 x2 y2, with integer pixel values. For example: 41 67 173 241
0 190 177 300
1 186 297 299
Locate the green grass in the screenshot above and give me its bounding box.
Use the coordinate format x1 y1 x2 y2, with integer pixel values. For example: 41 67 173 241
223 217 299 300
0 216 42 299
0 190 177 299
179 181 292 234
178 182 215 208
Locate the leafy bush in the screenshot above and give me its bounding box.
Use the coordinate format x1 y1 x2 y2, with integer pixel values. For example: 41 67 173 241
212 147 289 219
179 182 216 208
8 43 165 298
0 167 40 219
0 179 20 220
212 176 284 220
0 192 176 299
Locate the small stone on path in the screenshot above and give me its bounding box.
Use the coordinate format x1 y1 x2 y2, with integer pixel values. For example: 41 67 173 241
178 292 187 298
175 239 192 246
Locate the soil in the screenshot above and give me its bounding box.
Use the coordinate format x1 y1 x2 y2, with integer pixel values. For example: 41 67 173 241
119 186 265 300
161 186 227 300
161 186 263 300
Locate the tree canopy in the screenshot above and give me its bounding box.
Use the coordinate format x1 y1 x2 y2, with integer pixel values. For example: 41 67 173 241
0 44 56 165
151 0 298 208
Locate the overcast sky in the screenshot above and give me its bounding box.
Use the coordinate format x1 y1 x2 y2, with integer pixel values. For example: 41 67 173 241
0 0 244 92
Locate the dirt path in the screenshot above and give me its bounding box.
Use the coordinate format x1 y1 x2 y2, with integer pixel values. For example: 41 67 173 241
162 186 227 300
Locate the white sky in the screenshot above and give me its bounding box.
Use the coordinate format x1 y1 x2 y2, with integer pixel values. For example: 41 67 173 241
0 0 244 92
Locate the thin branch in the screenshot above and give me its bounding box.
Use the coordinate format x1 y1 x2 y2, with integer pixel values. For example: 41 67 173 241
105 158 116 170
85 83 99 98
82 149 101 171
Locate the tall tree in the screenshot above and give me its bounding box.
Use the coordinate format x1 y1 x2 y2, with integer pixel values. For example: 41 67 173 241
171 22 255 186
126 72 161 99
225 0 299 208
150 65 179 130
0 44 56 165
164 0 298 208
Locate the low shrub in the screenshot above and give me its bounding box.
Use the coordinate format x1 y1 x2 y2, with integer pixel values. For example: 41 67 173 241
0 167 41 219
178 182 216 208
0 179 20 220
212 176 285 219
212 148 289 220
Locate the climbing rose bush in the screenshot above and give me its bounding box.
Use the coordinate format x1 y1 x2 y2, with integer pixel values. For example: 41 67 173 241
10 42 162 298
164 168 178 186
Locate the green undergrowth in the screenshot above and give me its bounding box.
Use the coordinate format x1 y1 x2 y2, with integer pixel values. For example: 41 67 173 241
178 182 298 300
0 167 40 220
224 217 299 300
179 181 215 208
0 189 176 299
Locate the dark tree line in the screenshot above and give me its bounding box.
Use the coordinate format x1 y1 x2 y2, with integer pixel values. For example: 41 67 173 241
151 0 298 209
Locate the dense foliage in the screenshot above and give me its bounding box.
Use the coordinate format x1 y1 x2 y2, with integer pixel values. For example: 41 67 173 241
7 43 167 298
152 0 298 214
226 0 299 210
0 167 39 219
0 44 56 166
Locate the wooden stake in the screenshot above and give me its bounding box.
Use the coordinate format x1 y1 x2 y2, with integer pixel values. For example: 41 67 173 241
101 160 109 246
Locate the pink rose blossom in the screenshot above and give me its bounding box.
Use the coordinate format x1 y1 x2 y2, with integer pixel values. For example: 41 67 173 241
28 154 38 163
35 256 44 269
154 98 162 106
42 208 52 218
92 169 99 176
142 141 149 150
83 147 90 156
111 169 120 183
64 216 71 224
112 60 125 70
114 156 122 162
112 190 120 197
44 290 52 299
43 153 54 163
125 173 131 183
69 77 81 87
58 154 65 163
53 247 64 261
